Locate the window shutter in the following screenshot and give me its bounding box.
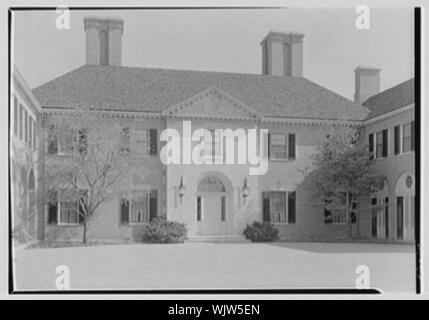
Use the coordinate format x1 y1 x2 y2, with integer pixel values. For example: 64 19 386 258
394 125 400 155
288 191 296 223
267 134 271 159
149 129 158 155
262 192 270 222
368 133 374 159
382 129 388 157
48 190 58 225
149 190 158 221
411 121 415 151
120 199 129 224
288 134 296 159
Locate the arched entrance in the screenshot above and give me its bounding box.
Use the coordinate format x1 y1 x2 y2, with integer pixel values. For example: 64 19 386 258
196 173 232 236
395 172 415 241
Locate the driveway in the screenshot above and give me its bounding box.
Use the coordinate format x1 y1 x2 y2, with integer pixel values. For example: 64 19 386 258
13 242 416 293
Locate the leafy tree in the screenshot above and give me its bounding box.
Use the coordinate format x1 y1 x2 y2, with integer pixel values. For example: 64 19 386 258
306 126 385 239
43 109 149 243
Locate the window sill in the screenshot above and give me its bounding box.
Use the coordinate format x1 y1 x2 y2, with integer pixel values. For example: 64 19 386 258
57 223 80 227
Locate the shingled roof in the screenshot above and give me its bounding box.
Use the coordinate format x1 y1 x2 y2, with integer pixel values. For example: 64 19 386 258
33 64 369 121
363 78 414 119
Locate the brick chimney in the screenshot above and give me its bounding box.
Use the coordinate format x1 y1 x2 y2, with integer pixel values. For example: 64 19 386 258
84 17 124 66
354 66 381 104
260 31 305 77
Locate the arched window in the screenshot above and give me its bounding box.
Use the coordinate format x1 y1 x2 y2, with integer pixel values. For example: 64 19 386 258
197 177 226 193
99 30 109 65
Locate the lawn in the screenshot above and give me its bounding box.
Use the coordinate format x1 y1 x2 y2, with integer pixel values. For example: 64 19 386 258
13 242 416 293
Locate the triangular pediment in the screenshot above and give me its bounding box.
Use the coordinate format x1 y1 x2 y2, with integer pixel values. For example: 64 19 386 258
162 86 263 120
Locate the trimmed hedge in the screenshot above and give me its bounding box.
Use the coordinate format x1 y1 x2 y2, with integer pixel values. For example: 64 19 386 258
142 217 187 243
243 221 279 242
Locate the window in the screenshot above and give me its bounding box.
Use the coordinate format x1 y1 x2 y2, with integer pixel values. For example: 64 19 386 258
324 193 355 224
46 189 87 226
262 191 296 224
203 129 222 160
13 96 18 136
402 122 415 153
19 104 24 140
375 129 388 158
24 109 28 144
368 133 374 159
269 134 287 160
58 128 74 155
394 125 401 155
120 190 158 224
47 125 58 154
129 128 158 156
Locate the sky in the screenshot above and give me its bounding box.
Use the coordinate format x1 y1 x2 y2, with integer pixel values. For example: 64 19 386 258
12 7 414 101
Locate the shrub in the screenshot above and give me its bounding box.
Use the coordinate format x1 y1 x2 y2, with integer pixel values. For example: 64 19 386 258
142 217 187 243
243 221 279 242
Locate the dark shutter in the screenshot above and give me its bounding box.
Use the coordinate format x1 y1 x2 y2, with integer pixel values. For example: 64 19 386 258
48 190 58 225
197 196 202 221
382 129 388 157
267 134 271 159
262 192 270 222
394 125 400 155
411 121 415 151
324 200 332 224
368 133 374 159
288 134 296 159
149 129 158 155
120 199 129 224
149 190 158 221
288 191 296 223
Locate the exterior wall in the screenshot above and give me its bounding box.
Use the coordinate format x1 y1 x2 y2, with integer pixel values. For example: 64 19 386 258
10 67 43 242
165 118 356 240
43 116 166 242
360 106 415 242
258 122 352 240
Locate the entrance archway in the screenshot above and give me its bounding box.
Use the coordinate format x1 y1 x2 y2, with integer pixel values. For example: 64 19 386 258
196 172 232 236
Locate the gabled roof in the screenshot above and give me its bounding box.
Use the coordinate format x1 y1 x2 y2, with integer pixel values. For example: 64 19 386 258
33 64 369 121
363 78 414 119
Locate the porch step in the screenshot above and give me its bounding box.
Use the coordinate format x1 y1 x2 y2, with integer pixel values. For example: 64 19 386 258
186 235 250 243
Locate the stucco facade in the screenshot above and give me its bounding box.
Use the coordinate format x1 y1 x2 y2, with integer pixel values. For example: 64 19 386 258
10 17 416 244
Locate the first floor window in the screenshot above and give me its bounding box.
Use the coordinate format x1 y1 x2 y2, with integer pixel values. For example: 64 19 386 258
47 189 86 225
120 190 158 224
262 191 296 224
324 192 355 224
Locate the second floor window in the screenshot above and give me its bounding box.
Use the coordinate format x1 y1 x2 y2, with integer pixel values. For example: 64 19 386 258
402 121 415 153
374 129 388 158
122 128 158 156
269 133 296 160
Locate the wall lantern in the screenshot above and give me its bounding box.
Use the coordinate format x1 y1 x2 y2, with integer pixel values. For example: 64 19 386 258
242 178 250 202
178 176 186 202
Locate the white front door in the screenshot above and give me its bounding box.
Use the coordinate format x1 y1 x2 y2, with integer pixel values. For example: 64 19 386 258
202 195 226 235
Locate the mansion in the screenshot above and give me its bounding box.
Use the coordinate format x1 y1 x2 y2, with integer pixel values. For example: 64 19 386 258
10 17 415 243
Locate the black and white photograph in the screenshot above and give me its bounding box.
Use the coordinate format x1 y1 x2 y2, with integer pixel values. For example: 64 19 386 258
2 0 427 304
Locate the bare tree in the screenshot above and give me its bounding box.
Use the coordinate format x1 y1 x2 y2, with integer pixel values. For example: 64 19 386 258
43 109 148 243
